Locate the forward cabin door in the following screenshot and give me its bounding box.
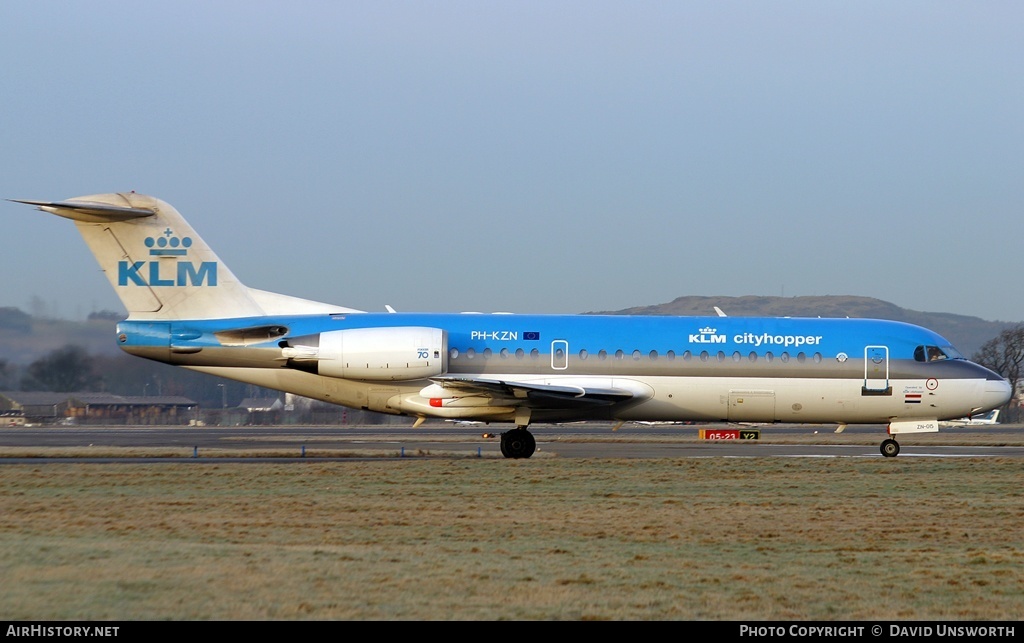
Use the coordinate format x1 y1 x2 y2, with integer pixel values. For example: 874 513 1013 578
863 345 891 394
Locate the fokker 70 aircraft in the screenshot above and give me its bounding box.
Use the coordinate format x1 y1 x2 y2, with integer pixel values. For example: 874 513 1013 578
13 193 1012 458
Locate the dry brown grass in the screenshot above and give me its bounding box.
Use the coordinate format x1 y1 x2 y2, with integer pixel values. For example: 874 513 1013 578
1 454 1022 620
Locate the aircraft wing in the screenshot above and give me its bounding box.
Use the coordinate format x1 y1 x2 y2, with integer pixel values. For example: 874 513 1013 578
429 377 635 410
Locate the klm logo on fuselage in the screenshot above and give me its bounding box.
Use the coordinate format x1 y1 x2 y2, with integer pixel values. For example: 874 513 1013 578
116 228 218 287
689 326 726 344
687 326 826 348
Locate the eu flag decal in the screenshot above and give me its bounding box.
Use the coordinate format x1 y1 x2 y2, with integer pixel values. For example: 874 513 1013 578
523 331 541 341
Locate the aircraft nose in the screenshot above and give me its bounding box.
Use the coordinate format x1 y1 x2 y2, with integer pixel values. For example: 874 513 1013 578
983 378 1013 410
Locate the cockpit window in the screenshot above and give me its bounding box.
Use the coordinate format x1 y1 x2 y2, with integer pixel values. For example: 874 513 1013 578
942 345 964 359
915 345 962 362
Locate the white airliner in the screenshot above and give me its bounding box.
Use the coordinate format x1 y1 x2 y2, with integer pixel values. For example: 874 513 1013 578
12 193 1012 458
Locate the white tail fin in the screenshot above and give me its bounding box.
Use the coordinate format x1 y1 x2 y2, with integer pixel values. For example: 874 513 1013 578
12 193 356 320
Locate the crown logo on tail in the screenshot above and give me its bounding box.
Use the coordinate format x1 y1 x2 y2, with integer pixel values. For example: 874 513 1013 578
146 228 193 256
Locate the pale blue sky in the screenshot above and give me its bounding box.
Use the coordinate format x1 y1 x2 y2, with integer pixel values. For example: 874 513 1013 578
2 2 1022 322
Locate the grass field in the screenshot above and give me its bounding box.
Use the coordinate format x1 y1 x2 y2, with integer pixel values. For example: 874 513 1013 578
1 450 1022 620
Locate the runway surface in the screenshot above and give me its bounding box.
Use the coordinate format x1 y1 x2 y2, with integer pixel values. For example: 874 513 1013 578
2 423 1024 461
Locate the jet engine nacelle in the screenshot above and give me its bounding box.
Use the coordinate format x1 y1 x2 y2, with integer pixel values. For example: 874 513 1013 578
285 326 447 381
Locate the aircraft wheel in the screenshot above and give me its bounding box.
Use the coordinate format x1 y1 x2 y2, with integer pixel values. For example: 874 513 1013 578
880 438 900 458
500 429 536 459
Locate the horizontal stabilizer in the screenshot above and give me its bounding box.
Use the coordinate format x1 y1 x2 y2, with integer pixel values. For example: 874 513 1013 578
9 198 156 223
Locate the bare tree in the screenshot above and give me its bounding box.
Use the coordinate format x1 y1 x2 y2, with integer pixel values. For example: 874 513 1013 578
972 324 1024 422
0 358 12 390
21 345 99 393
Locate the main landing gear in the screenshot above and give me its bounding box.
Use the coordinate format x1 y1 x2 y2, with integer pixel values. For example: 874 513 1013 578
500 427 536 459
880 438 900 458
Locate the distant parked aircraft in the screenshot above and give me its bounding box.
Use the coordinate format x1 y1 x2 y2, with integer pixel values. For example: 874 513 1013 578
939 409 1001 427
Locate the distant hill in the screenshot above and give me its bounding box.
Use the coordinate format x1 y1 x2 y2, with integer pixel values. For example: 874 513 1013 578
589 295 1016 359
0 297 1015 366
0 308 124 365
